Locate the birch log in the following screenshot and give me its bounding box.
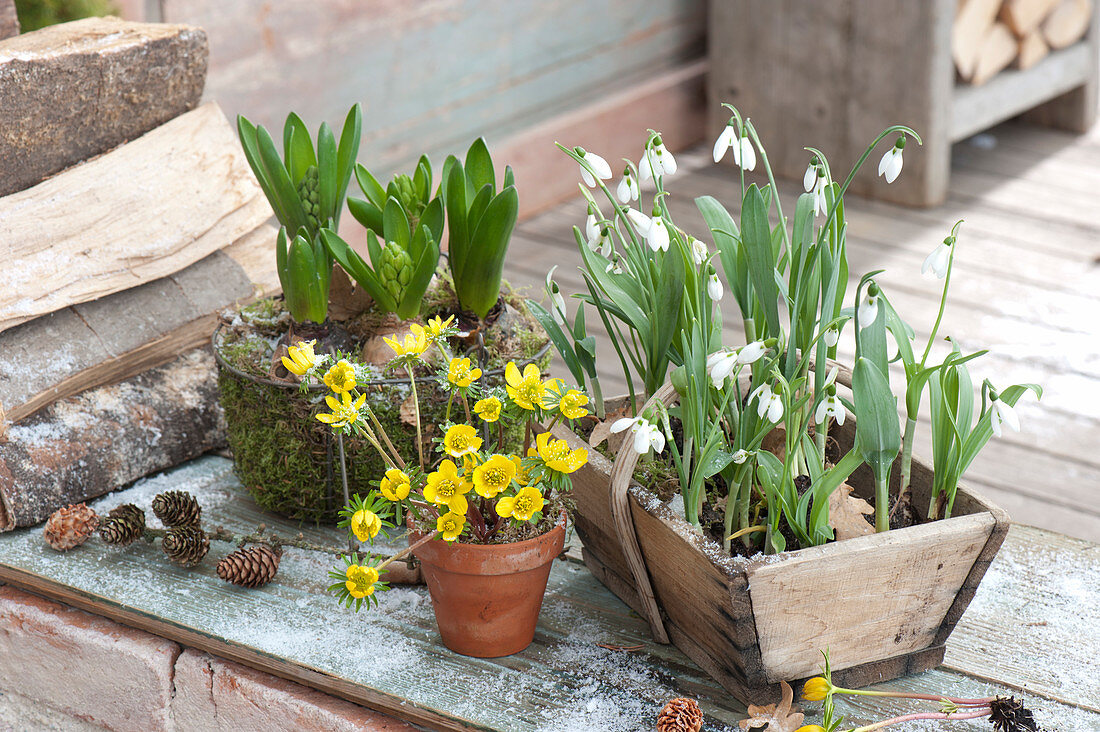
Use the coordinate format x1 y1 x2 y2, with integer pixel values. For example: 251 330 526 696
0 16 207 196
0 102 271 334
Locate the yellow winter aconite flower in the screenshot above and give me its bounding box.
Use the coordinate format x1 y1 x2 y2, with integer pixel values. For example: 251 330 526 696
424 459 472 515
547 381 589 419
496 485 545 522
425 314 455 340
323 360 357 393
532 432 588 473
447 357 482 388
443 424 482 458
511 456 530 485
505 362 547 410
437 511 467 542
474 396 502 423
794 727 826 732
800 677 831 702
345 564 379 598
379 468 411 502
350 509 381 542
383 329 428 357
316 391 366 428
472 454 516 499
282 340 317 376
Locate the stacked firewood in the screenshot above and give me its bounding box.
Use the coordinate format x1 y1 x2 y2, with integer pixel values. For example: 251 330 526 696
953 0 1093 84
0 9 278 530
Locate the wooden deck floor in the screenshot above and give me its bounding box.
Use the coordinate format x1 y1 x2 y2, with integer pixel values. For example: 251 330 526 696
505 120 1100 543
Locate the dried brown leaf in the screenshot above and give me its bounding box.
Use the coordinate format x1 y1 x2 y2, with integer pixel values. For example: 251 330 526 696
399 392 419 427
737 681 804 731
829 481 875 541
587 403 632 448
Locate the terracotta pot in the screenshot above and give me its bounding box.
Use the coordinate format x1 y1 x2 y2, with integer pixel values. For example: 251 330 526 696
410 514 566 658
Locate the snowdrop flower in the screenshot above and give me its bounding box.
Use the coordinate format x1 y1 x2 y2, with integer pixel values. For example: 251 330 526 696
750 383 784 423
811 172 829 218
732 133 756 171
589 225 614 257
877 136 905 184
646 216 670 252
706 351 738 388
689 236 709 266
737 340 768 364
713 122 737 164
576 147 612 188
823 326 840 347
814 390 846 426
989 393 1020 438
921 237 952 279
858 284 880 330
639 138 676 181
707 272 723 301
546 270 567 325
604 257 623 275
610 417 666 454
625 207 652 237
803 160 819 192
616 167 639 203
731 449 749 464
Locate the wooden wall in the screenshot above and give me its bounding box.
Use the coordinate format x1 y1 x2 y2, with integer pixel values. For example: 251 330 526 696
152 0 707 184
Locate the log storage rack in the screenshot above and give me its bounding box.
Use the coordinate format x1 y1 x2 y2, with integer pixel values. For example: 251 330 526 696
709 0 1100 206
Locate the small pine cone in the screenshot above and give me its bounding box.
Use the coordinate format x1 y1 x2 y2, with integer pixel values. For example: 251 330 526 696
43 504 98 551
161 527 210 567
151 490 201 528
657 698 703 732
98 504 146 546
216 545 282 588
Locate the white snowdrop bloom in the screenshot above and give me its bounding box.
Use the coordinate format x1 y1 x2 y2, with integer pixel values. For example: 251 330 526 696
690 236 709 266
731 449 749 464
616 168 639 203
732 135 756 171
737 340 768 364
803 162 818 192
814 394 846 426
858 291 880 330
609 417 665 454
750 383 784 423
812 176 829 218
989 396 1020 438
578 149 612 187
706 350 739 388
639 140 676 181
654 142 677 175
585 211 600 242
922 239 952 279
647 216 670 252
604 257 623 275
625 208 653 237
713 123 737 163
877 138 905 184
707 272 724 301
551 289 567 325
589 226 614 257
823 327 840 347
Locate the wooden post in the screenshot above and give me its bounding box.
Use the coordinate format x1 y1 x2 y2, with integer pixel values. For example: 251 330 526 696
708 0 955 207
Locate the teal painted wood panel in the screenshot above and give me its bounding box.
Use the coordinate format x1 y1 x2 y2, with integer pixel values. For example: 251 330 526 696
161 0 706 177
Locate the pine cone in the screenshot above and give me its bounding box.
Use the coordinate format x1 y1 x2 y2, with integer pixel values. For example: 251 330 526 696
162 527 210 567
98 504 146 546
43 503 98 551
657 698 703 732
151 490 202 529
216 545 282 588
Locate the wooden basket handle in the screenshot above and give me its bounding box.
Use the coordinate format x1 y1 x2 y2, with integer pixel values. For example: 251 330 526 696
607 381 679 644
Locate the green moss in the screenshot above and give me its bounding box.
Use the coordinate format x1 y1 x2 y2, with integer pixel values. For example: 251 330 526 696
15 0 117 32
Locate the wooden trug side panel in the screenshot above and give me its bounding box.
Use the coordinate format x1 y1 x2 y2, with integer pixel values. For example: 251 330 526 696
0 16 207 196
0 102 271 333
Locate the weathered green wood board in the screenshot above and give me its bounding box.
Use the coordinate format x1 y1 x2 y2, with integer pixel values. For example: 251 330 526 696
162 0 706 179
0 456 1097 730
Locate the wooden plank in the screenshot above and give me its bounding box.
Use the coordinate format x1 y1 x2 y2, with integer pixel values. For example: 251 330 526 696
0 457 752 732
0 17 207 197
163 0 705 182
1001 0 1063 35
0 0 16 39
0 350 225 530
0 102 271 333
951 41 1093 140
970 22 1020 85
0 229 275 425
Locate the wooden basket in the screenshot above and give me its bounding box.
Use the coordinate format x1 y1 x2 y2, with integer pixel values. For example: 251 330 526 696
549 384 1010 703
